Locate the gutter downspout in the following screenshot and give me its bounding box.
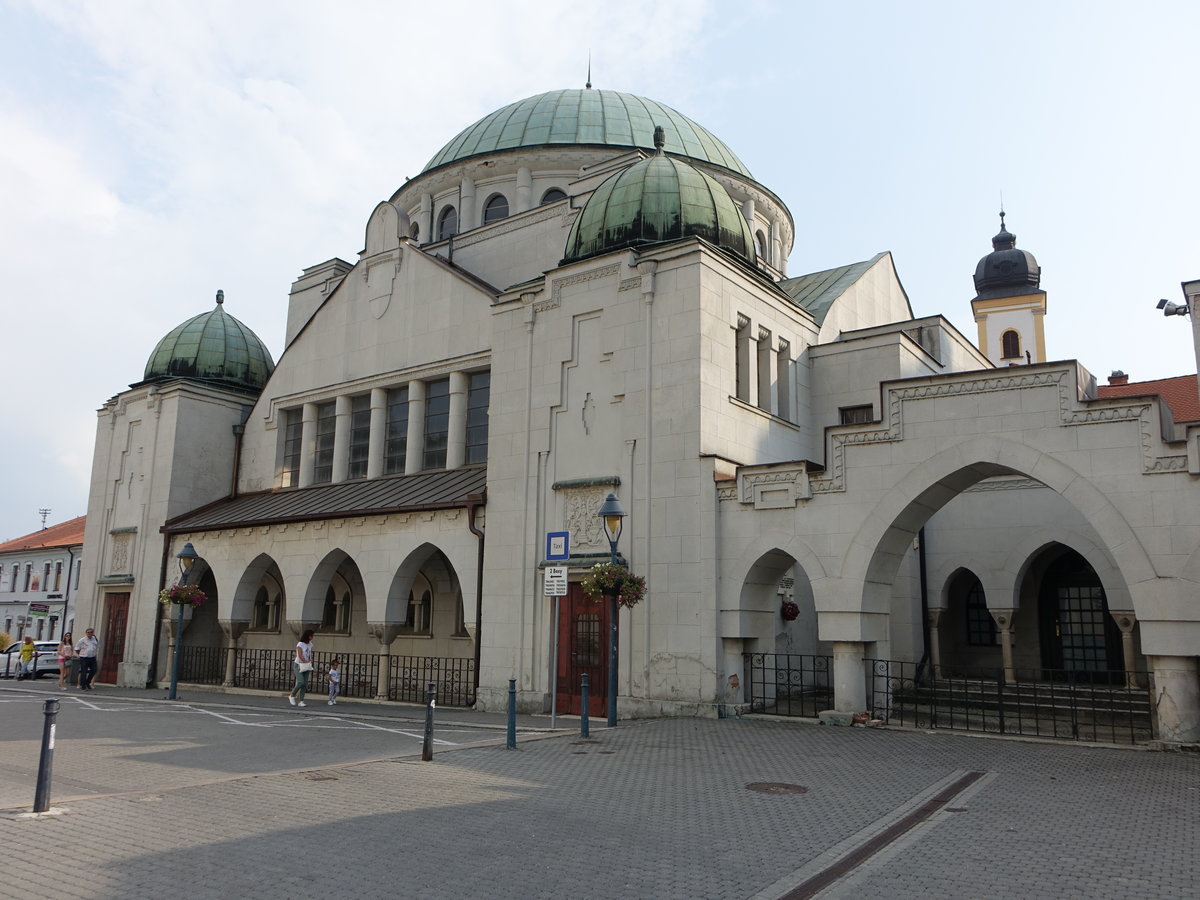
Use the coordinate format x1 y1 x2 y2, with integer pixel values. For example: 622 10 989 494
229 406 253 499
467 492 486 700
916 526 931 682
63 546 77 639
148 531 172 688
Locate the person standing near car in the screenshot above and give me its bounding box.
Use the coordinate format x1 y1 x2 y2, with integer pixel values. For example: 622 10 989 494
288 629 314 708
17 636 36 680
57 632 75 689
75 627 100 690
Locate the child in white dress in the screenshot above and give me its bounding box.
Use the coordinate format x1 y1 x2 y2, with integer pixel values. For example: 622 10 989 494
327 658 341 705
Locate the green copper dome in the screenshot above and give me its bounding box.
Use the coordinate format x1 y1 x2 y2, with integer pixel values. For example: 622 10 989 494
143 292 275 392
563 152 756 264
423 88 751 178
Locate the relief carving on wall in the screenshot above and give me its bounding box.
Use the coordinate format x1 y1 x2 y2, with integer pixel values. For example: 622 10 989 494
563 487 609 552
110 534 131 574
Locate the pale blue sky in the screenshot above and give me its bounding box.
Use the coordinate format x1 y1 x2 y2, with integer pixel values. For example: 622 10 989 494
1 0 1196 540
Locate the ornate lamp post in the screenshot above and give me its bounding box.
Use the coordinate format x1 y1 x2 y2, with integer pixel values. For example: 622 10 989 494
596 493 626 727
168 542 198 700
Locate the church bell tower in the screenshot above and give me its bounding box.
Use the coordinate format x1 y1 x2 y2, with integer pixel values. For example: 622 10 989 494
970 213 1047 366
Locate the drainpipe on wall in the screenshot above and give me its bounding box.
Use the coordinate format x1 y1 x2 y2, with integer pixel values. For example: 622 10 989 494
467 491 486 699
916 526 931 682
148 531 173 688
63 545 77 639
229 406 252 499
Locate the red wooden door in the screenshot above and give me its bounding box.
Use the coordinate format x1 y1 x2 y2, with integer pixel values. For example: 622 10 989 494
555 585 609 717
98 593 129 683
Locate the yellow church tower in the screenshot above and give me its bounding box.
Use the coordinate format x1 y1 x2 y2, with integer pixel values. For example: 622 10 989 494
970 213 1047 366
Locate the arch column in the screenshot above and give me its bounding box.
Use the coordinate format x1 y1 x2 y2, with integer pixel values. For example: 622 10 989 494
446 371 468 469
460 177 476 230
926 607 944 677
831 641 867 713
331 394 351 483
219 619 248 686
515 167 532 212
369 623 401 700
1109 610 1140 688
298 402 318 487
367 387 387 478
990 608 1016 684
405 380 426 474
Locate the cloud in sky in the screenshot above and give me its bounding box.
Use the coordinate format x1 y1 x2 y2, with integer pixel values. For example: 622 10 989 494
1 0 1197 540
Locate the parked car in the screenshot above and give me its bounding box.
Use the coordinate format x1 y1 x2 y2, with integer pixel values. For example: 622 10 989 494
0 641 61 679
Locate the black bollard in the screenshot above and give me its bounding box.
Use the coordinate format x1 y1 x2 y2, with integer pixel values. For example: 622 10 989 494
581 673 590 738
506 678 517 749
33 697 59 813
421 682 436 761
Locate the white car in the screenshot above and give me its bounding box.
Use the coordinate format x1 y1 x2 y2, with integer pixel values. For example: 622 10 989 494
0 641 61 679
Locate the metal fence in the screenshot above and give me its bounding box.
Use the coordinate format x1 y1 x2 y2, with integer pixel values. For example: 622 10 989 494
866 659 1155 745
743 653 833 719
176 645 476 706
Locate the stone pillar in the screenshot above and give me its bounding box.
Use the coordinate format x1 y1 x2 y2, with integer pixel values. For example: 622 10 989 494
446 371 468 469
831 641 866 713
926 607 944 678
219 619 248 687
1109 610 1139 688
369 623 400 700
1148 655 1200 743
298 402 318 487
991 609 1016 684
420 192 432 244
460 176 476 231
367 387 387 479
331 394 351 483
516 167 532 213
405 379 426 474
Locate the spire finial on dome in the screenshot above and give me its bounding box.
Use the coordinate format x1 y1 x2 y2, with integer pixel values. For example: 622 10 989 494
216 289 224 305
586 53 592 89
653 125 665 154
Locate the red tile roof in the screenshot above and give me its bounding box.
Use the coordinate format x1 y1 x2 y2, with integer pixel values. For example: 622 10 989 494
0 515 86 553
1098 375 1200 424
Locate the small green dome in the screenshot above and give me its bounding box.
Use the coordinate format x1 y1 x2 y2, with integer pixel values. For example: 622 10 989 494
423 88 751 178
143 292 275 392
562 152 756 264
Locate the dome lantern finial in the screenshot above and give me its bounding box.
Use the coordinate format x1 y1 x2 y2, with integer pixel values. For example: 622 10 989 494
585 53 592 89
216 289 224 305
653 125 665 154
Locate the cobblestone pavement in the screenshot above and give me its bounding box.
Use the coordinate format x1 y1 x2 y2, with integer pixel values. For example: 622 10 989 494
1 683 1197 899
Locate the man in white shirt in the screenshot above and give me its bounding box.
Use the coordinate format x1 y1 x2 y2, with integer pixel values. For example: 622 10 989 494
75 628 100 691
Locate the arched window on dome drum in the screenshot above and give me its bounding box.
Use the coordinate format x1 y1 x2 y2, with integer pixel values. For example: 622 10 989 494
437 206 458 241
483 193 509 224
410 222 420 241
540 188 566 205
754 230 767 262
1001 329 1021 360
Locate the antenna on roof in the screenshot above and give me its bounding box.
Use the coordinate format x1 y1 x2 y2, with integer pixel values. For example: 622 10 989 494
38 508 51 530
586 52 592 89
999 190 1006 229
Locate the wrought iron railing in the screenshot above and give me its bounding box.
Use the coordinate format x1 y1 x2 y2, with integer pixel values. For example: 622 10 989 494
176 645 476 706
866 659 1155 744
743 653 833 718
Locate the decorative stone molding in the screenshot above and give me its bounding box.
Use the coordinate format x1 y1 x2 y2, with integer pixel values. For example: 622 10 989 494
963 477 1046 493
368 622 401 645
736 462 811 508
286 620 320 637
618 277 641 292
560 485 611 552
219 620 249 642
109 533 132 574
811 367 1188 494
547 262 621 311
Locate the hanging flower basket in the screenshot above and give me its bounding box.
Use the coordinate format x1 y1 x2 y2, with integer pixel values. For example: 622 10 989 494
159 584 207 607
780 600 800 622
580 563 646 610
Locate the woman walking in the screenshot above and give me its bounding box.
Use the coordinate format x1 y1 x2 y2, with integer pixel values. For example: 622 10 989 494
288 629 315 708
57 632 75 689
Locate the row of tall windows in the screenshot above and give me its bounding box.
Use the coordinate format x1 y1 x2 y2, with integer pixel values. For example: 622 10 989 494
436 188 568 241
280 372 490 489
6 560 73 592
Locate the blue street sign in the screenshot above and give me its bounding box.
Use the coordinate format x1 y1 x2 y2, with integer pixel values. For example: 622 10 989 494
546 531 570 561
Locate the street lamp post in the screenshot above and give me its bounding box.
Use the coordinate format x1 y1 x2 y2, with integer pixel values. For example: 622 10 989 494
597 492 627 727
168 542 198 701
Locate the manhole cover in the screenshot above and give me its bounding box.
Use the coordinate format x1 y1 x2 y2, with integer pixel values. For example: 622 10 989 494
746 782 808 794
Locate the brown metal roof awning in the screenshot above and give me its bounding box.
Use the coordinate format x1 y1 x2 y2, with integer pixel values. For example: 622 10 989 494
164 466 486 534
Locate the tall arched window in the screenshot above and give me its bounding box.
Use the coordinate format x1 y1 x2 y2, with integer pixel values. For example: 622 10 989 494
410 222 420 240
437 206 458 241
540 188 566 205
754 229 767 261
483 193 509 224
1001 329 1021 359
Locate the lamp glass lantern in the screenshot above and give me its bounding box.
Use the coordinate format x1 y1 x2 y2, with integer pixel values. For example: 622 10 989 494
168 541 199 700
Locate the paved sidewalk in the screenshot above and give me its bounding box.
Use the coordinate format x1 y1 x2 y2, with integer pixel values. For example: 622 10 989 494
2 684 1197 899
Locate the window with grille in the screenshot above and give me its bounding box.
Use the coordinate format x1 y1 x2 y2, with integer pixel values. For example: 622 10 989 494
466 371 490 464
312 402 336 483
384 386 409 474
437 206 458 241
347 395 371 480
839 405 873 425
966 580 998 646
423 378 450 469
280 408 302 487
483 194 509 224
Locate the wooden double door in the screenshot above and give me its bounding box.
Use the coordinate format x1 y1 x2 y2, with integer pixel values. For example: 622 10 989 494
98 592 129 684
554 585 611 717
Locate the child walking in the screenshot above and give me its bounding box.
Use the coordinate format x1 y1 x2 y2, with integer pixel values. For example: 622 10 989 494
327 658 341 705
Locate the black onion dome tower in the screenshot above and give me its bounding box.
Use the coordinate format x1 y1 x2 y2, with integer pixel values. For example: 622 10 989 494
973 212 1042 300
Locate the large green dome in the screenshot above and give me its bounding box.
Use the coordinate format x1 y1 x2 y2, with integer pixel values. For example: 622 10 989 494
143 292 275 392
423 88 751 178
563 151 756 265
